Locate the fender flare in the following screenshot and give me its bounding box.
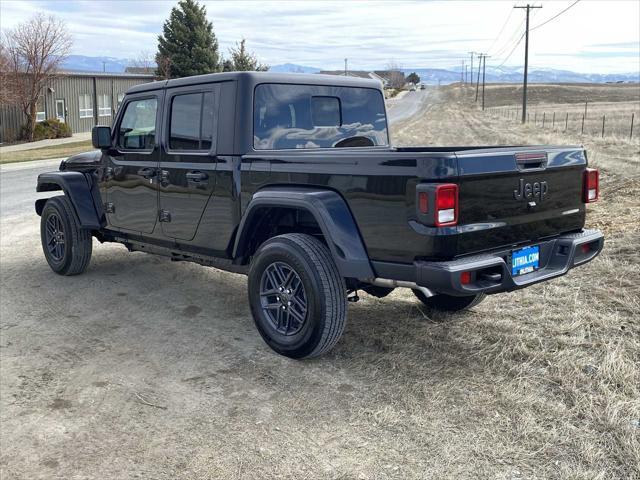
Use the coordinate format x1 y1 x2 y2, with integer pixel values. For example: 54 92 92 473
36 171 104 230
233 187 374 279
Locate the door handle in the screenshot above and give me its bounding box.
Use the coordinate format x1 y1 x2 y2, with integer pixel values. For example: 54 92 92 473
186 171 208 182
137 167 156 179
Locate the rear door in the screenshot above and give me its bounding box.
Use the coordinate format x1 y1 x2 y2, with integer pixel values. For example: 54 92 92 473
455 147 586 255
105 92 162 234
158 84 219 240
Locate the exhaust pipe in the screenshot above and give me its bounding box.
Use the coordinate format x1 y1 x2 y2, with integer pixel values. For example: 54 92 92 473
364 278 435 298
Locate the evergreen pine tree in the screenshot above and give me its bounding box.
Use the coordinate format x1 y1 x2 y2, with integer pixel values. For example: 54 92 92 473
156 0 220 78
229 39 268 72
406 72 421 85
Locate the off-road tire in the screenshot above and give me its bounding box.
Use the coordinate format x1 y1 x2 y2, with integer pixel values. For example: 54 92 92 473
40 195 92 275
248 233 347 359
413 289 485 312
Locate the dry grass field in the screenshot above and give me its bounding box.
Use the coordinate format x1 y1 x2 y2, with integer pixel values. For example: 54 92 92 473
1 84 638 480
391 83 639 478
480 83 640 140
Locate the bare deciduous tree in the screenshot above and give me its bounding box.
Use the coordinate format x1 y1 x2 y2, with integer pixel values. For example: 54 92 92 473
130 50 155 72
4 13 72 141
0 41 20 105
156 55 172 80
386 60 405 89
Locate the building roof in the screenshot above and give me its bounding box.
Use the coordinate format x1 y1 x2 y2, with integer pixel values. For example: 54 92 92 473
319 70 373 79
373 70 405 81
124 66 156 75
127 71 383 94
58 69 155 79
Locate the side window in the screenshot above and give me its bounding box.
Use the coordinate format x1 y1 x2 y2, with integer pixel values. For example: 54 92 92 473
117 97 157 150
169 91 216 151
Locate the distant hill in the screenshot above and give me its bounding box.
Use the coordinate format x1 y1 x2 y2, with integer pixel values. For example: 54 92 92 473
402 67 639 85
61 55 133 73
268 63 321 74
60 56 638 84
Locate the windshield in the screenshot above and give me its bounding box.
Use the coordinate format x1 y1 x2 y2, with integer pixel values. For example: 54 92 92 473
253 83 388 150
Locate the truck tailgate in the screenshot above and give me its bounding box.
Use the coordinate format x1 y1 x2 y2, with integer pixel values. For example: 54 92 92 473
455 147 586 256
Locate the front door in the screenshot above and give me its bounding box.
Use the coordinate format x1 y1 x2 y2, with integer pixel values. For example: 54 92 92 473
55 99 65 123
105 92 163 234
158 85 219 240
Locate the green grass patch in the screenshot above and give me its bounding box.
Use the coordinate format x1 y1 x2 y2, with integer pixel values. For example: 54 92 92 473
0 140 94 164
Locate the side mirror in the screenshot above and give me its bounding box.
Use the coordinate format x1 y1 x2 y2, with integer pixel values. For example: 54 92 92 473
92 125 112 149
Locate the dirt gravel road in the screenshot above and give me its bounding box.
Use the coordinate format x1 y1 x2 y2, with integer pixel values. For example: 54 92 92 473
1 85 638 479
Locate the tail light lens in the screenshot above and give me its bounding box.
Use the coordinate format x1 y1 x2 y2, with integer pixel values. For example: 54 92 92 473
435 184 458 226
583 168 599 203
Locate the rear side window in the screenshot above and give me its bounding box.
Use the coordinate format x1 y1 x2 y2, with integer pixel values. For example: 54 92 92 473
169 91 215 151
254 84 388 149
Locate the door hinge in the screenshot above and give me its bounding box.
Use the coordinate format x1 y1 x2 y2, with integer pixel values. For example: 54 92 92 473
159 209 171 222
104 202 115 213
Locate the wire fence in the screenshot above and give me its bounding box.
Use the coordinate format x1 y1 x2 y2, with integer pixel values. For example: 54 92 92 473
486 102 638 140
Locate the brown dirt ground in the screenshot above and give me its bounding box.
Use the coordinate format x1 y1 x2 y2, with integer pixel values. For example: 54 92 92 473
1 84 638 479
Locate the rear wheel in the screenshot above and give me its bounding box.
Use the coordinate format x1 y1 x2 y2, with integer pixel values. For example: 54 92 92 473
248 233 347 359
413 289 485 312
40 196 92 275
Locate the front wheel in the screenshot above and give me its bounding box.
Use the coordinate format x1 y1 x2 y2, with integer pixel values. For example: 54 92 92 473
413 289 485 313
40 195 92 275
248 233 347 359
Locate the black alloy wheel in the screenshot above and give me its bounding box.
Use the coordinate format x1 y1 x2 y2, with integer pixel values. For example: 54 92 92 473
259 261 308 336
44 212 66 262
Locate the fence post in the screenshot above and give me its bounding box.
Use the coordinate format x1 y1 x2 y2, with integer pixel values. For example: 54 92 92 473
565 112 568 132
584 100 588 120
631 113 635 139
602 115 605 138
581 114 585 134
534 112 537 125
542 112 546 128
552 112 555 129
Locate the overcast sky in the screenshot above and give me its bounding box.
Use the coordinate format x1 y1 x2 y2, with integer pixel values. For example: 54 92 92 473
1 0 639 73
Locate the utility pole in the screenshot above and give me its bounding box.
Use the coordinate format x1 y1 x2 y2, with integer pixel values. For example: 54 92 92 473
461 60 465 83
482 54 490 110
515 4 542 123
468 51 475 86
344 58 348 76
475 54 483 102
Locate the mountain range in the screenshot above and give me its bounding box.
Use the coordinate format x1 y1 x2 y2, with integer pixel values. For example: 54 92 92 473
61 55 639 84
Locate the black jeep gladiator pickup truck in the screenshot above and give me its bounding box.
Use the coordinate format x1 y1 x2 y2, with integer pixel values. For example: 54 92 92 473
36 72 604 358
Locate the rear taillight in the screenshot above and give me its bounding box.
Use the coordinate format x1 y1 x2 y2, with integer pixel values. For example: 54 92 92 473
583 168 599 203
435 184 458 226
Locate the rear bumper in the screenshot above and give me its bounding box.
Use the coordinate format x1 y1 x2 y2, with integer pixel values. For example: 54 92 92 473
373 229 604 296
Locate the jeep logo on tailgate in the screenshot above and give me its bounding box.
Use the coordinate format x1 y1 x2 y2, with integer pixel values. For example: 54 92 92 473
514 178 548 202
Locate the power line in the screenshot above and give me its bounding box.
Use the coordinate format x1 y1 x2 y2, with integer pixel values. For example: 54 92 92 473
495 31 525 68
491 17 526 58
486 8 515 54
493 8 541 67
531 0 581 31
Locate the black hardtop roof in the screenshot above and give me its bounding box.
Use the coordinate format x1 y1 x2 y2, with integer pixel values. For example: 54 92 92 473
126 71 383 95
